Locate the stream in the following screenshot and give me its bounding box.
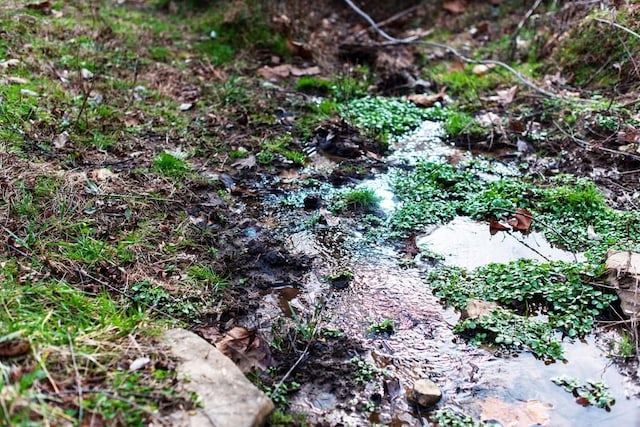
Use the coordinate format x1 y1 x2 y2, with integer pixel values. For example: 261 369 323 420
255 121 640 426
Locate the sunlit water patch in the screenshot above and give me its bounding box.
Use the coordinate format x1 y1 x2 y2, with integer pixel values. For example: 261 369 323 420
417 216 584 270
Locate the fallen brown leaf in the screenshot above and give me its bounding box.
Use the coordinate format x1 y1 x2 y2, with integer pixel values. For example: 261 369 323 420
443 0 467 14
231 154 257 170
216 327 272 373
406 87 447 108
481 396 551 427
513 208 533 232
257 64 320 82
489 219 510 235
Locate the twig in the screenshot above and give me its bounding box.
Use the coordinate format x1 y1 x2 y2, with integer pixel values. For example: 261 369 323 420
74 81 94 129
342 0 565 100
491 207 577 258
274 300 325 391
354 4 423 38
509 0 543 61
594 17 640 41
67 332 84 423
552 120 640 162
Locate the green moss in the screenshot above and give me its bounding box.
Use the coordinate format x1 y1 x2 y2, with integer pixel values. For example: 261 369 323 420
553 10 640 89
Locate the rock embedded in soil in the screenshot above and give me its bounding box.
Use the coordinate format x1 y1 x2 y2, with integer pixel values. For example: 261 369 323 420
410 379 442 407
163 328 273 427
604 250 640 317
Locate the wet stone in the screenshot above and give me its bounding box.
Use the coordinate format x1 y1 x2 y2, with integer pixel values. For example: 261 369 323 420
164 328 274 427
410 379 442 407
303 193 323 210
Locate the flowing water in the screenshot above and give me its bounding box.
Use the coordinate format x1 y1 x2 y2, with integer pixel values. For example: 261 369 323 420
257 121 640 426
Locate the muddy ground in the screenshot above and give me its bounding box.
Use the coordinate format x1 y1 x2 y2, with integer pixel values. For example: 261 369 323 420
2 0 640 426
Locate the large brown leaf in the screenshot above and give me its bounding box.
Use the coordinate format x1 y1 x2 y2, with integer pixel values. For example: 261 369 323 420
216 327 272 373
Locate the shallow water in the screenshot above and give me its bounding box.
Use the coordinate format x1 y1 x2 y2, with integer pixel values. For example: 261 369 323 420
417 216 583 270
256 120 639 425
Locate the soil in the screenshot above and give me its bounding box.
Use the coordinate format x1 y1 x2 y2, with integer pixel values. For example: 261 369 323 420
2 0 640 425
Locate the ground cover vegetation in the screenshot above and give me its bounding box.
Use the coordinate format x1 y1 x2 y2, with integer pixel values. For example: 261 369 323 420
1 0 640 425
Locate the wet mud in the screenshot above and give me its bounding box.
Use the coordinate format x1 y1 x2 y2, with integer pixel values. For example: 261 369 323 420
238 122 640 426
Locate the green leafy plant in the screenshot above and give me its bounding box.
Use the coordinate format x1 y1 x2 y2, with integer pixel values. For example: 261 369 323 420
258 135 306 166
429 260 617 361
431 408 484 427
340 96 446 141
551 376 615 410
351 357 382 385
367 318 395 335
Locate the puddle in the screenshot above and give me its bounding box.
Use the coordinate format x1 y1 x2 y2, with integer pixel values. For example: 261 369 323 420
254 119 638 426
417 216 583 270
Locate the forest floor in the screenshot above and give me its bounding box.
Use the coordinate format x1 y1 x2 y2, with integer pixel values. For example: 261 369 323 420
1 0 640 426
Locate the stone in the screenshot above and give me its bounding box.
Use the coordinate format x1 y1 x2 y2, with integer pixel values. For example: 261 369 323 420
410 379 442 407
604 250 640 317
163 328 274 427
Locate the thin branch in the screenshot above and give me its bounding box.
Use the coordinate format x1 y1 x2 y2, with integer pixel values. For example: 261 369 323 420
509 0 544 61
491 207 578 259
552 120 640 162
595 17 640 41
274 299 326 392
342 0 565 100
354 4 424 38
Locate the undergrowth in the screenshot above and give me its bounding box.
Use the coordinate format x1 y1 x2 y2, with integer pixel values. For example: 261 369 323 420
390 159 640 261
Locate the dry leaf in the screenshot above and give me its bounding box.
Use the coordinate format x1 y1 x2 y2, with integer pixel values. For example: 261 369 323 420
7 76 30 84
279 168 300 182
53 131 70 149
480 396 551 427
490 85 518 105
290 65 320 77
231 154 257 170
257 64 320 81
0 339 30 358
476 112 502 128
0 59 21 69
513 208 532 232
472 64 495 76
25 1 51 12
406 87 447 108
442 0 467 14
216 327 272 373
287 39 313 59
489 218 510 235
129 357 151 372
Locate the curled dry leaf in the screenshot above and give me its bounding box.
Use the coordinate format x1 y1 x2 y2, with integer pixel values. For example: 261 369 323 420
406 87 447 108
512 208 532 232
489 208 533 234
216 326 272 373
489 218 510 235
128 357 151 372
442 0 467 14
257 64 320 82
53 131 70 149
231 154 257 170
472 64 496 76
0 339 31 358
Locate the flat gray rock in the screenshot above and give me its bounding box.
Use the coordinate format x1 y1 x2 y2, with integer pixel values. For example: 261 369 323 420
164 328 274 427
